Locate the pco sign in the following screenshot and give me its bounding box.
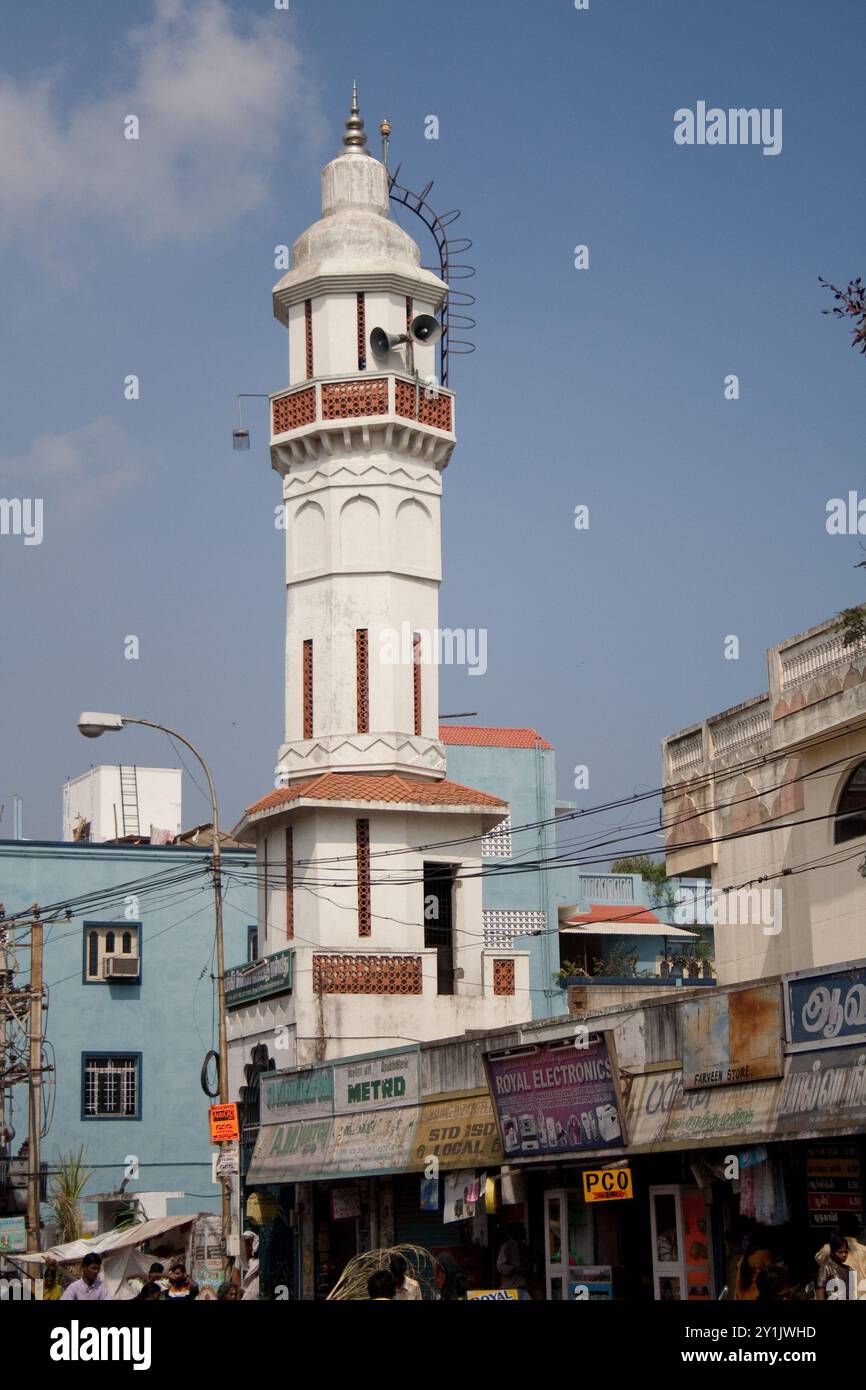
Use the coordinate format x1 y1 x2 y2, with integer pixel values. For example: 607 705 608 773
582 1166 633 1203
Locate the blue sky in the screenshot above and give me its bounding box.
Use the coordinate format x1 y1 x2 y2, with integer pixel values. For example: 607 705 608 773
1 0 864 843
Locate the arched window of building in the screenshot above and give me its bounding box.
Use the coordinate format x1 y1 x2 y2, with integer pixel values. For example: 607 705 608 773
122 931 132 955
834 762 866 842
105 930 115 954
88 931 99 978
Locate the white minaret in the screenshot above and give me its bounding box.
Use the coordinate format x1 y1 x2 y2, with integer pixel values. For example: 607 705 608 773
271 87 455 786
229 92 530 1081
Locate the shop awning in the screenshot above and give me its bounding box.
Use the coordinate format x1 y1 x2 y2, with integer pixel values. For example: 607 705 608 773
560 923 697 939
14 1213 197 1265
246 1089 504 1184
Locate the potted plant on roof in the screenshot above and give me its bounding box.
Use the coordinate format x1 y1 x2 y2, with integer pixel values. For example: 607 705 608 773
553 960 591 988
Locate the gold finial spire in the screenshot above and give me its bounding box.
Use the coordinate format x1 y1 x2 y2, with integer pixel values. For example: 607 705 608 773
341 80 368 151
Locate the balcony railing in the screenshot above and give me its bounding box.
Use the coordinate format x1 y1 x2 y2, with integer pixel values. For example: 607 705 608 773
271 373 455 440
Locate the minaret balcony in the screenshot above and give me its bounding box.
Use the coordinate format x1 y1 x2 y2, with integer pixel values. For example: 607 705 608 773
270 373 456 471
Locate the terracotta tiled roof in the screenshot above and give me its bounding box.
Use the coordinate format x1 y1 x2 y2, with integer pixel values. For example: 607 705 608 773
439 725 552 749
563 904 662 927
246 771 508 816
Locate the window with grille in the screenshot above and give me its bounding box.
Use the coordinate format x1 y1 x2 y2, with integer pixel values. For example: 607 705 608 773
303 639 314 739
356 629 369 733
83 1054 140 1119
357 818 371 937
482 910 546 950
413 632 422 736
83 923 140 982
835 762 866 842
285 826 294 940
481 815 513 858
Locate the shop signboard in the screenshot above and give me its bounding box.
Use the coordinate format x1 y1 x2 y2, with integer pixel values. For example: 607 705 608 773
806 1144 862 1229
409 1090 503 1171
682 983 783 1091
0 1216 26 1253
483 1034 627 1160
625 1069 776 1151
324 1106 418 1176
582 1166 633 1203
225 947 293 1008
332 1047 419 1113
208 1102 240 1142
189 1214 223 1296
773 1045 866 1139
245 1117 333 1183
261 1065 334 1124
467 1288 522 1300
784 966 866 1052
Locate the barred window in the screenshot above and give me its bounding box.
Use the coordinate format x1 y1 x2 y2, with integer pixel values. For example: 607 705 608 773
83 1054 140 1119
482 909 547 950
481 815 512 858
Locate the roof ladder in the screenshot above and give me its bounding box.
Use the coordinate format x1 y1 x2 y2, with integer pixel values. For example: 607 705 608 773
119 765 141 838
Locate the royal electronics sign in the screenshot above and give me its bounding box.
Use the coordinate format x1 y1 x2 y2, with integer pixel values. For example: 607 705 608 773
260 1047 419 1126
785 965 866 1052
225 948 293 1009
483 1035 627 1160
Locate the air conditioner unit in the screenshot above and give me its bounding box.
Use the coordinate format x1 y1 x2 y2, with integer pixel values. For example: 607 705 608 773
103 956 140 981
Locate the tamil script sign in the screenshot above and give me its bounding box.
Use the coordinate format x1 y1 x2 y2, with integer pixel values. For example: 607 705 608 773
0 1217 26 1253
682 984 783 1091
225 948 293 1008
484 1035 626 1159
774 1046 866 1139
260 1048 419 1126
261 1066 334 1125
785 966 866 1052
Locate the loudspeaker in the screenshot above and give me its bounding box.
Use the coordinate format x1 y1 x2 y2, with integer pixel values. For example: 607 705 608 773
409 314 442 346
370 326 405 357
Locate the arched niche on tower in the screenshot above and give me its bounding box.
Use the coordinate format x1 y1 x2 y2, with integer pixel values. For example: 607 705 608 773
395 497 433 571
339 494 381 567
292 499 327 572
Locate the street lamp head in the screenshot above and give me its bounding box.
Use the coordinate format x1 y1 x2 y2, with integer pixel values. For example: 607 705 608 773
232 428 250 451
77 712 125 739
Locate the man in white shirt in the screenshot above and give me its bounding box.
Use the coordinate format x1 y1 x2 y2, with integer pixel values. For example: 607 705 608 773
61 1252 110 1300
390 1253 421 1300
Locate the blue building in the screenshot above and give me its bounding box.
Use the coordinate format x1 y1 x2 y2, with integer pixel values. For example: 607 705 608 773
440 725 581 1020
0 838 256 1229
440 726 715 1018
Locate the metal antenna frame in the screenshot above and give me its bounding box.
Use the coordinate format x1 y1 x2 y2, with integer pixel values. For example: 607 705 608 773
387 166 476 387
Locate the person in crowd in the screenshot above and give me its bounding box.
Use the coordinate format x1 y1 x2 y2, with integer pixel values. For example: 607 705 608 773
61 1251 110 1301
217 1281 240 1300
389 1252 421 1301
816 1232 855 1300
42 1259 62 1301
816 1217 866 1295
127 1261 168 1295
134 1281 164 1301
496 1222 530 1290
433 1252 468 1301
367 1268 396 1301
734 1230 774 1300
164 1260 199 1301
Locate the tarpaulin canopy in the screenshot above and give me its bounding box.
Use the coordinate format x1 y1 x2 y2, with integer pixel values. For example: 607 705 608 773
15 1213 197 1265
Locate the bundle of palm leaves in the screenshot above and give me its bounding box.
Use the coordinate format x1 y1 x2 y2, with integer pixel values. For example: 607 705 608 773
326 1243 436 1300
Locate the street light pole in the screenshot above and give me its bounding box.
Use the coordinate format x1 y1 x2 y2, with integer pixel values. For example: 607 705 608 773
77 713 231 1251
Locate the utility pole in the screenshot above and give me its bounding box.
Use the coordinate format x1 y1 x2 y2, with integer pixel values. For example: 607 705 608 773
26 905 43 1253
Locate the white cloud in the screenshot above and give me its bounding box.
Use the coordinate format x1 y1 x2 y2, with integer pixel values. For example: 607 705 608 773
0 418 144 524
0 0 324 244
